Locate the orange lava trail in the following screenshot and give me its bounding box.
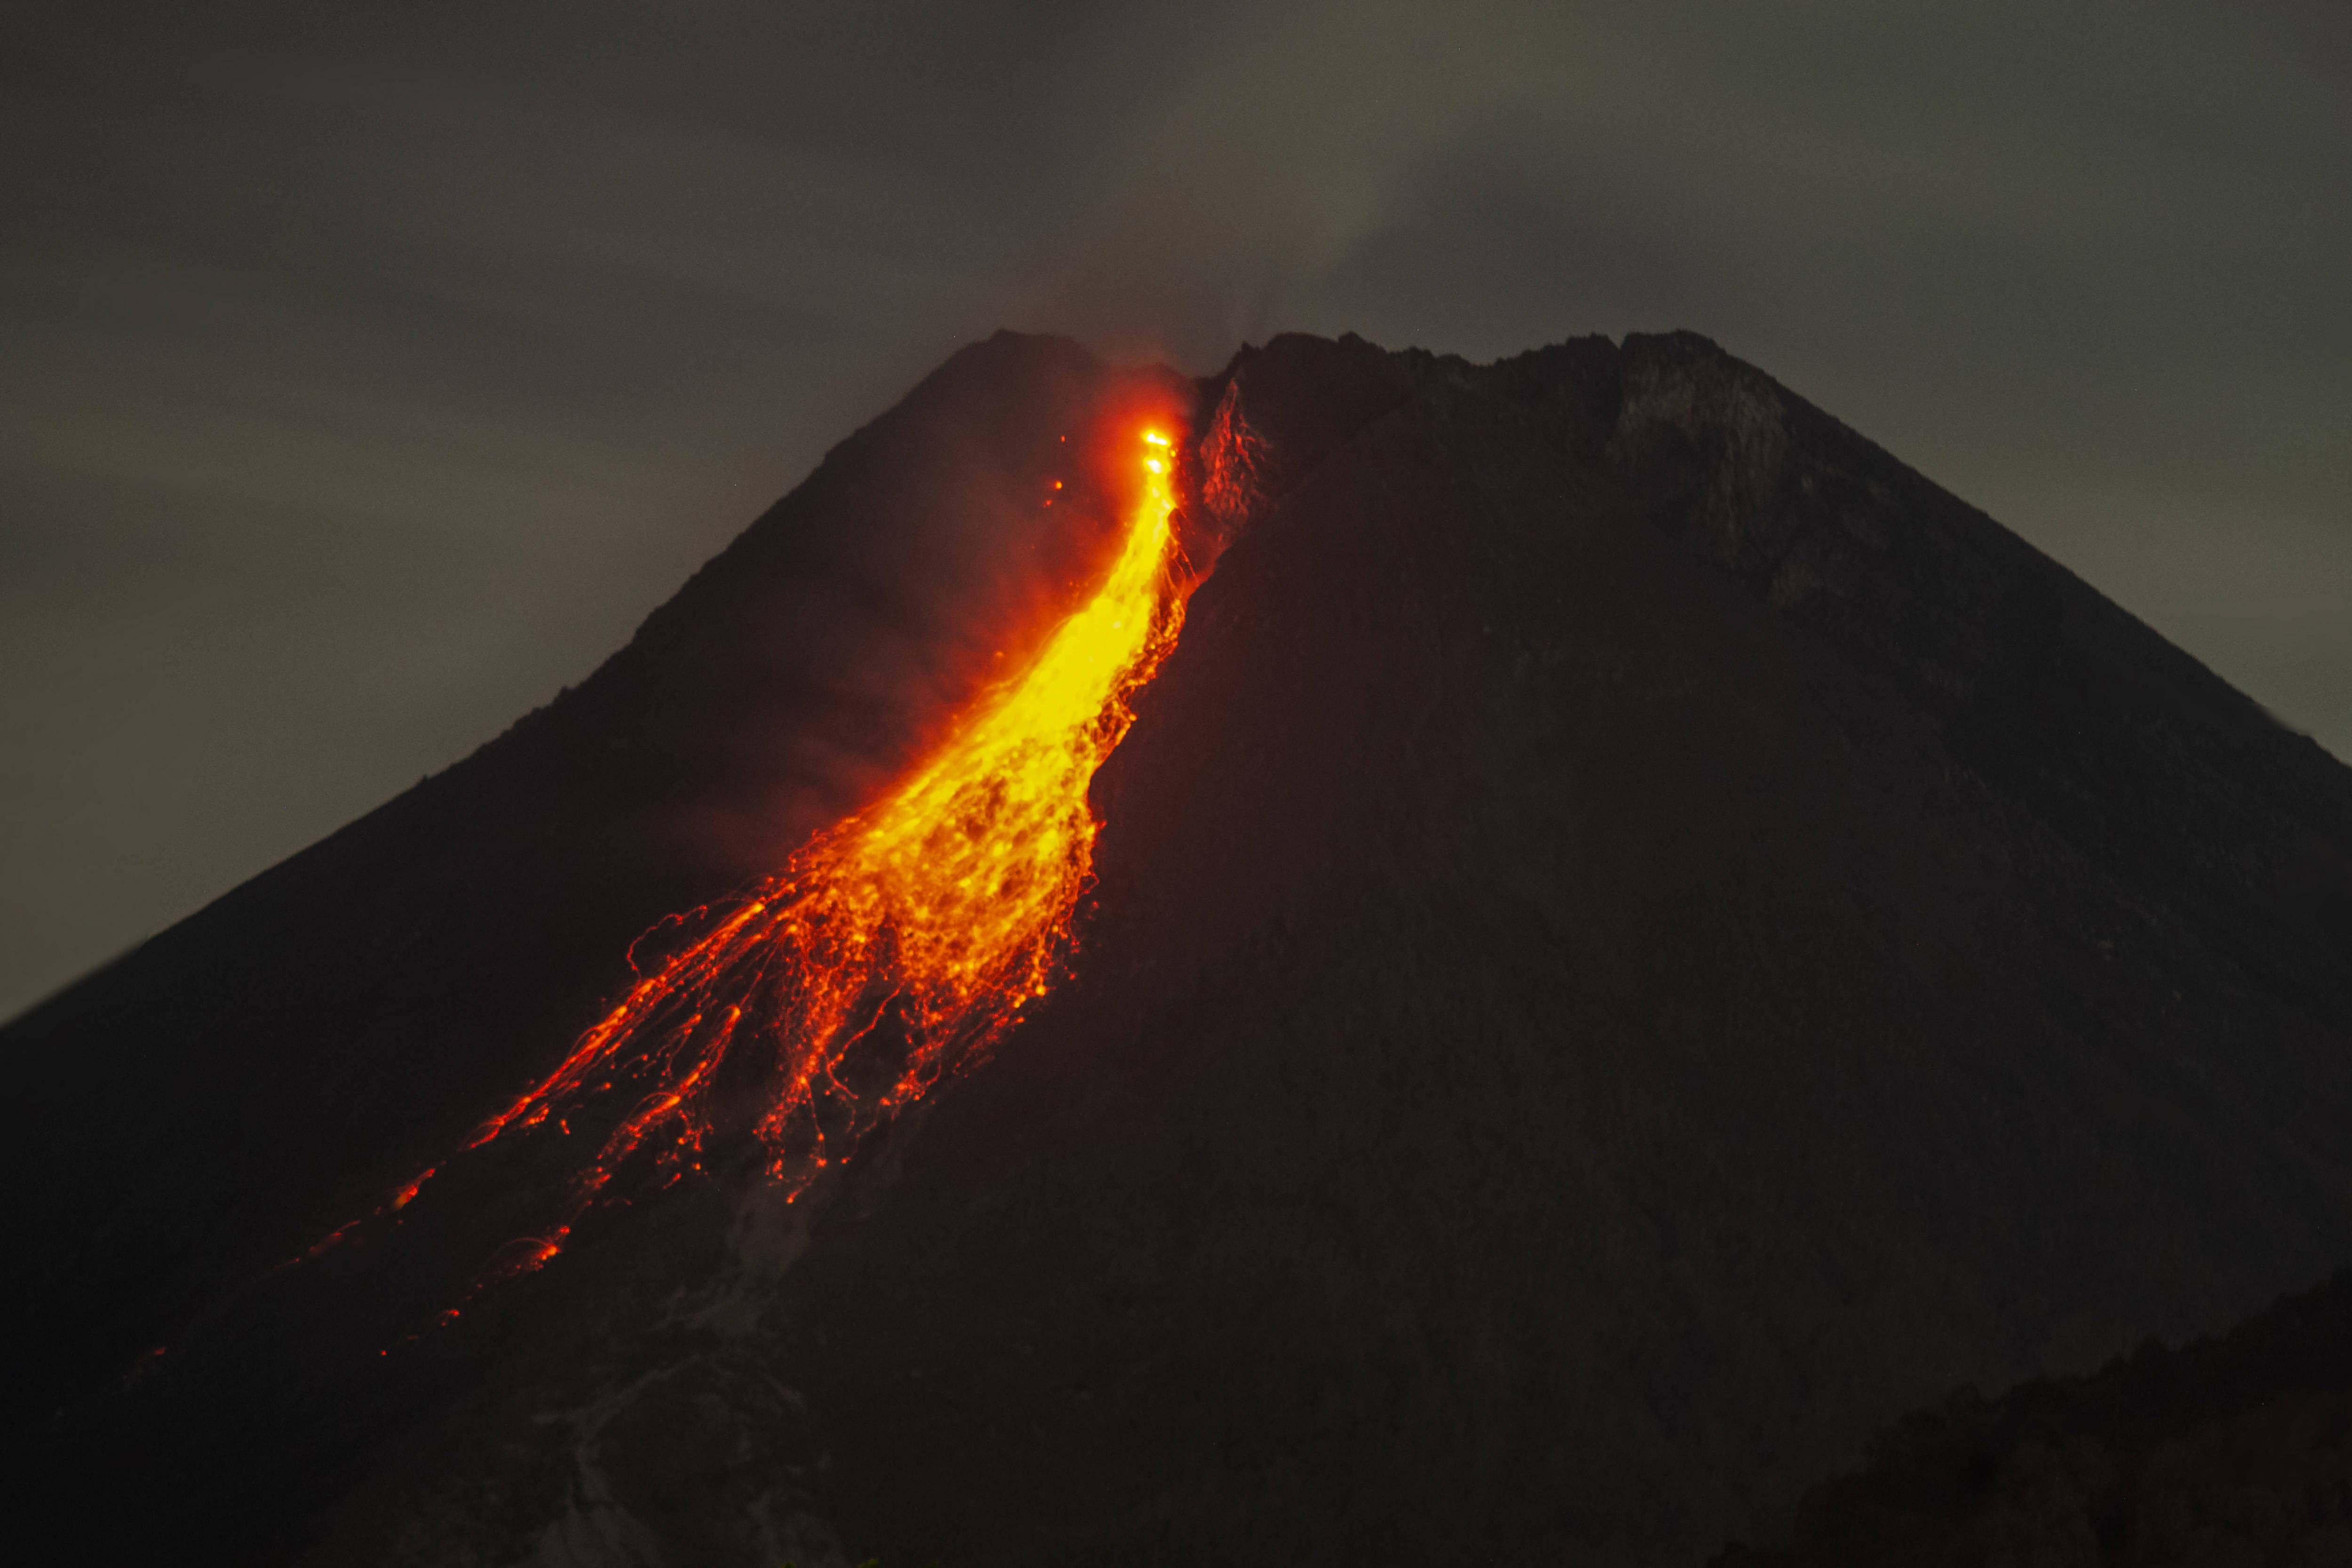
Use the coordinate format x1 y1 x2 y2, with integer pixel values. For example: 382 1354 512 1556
348 423 1192 1284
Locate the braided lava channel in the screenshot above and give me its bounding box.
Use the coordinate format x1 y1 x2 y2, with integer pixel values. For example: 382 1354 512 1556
306 416 1204 1297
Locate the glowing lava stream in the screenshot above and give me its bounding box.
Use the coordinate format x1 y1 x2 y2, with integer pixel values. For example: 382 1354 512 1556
336 424 1192 1284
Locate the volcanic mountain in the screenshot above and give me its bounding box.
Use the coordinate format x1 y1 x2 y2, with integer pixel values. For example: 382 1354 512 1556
9 330 2352 1567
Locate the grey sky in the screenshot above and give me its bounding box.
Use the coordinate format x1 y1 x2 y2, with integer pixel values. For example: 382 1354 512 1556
5 0 2348 1017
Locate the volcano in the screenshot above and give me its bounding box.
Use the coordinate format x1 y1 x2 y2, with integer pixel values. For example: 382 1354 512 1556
9 330 2352 1567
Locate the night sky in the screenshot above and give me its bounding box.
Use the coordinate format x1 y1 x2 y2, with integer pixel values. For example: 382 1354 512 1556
5 1 2348 1018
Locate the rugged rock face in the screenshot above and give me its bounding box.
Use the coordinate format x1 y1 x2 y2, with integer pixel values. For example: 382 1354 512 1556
8 330 2352 1566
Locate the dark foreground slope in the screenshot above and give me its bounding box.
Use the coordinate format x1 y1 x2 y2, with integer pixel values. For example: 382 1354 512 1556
1715 1265 2352 1567
10 332 2352 1567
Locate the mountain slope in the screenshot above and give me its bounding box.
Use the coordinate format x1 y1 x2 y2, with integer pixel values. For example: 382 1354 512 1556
706 333 2352 1566
1 331 1177 1551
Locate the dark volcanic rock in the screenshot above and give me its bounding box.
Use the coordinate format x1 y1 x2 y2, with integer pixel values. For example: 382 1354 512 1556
8 329 2352 1567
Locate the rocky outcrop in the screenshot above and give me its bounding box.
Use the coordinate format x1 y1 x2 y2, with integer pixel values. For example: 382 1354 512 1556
1712 1267 2352 1568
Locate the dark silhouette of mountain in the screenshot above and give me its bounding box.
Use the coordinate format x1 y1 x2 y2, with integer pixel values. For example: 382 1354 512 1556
8 329 2352 1567
1711 1265 2352 1567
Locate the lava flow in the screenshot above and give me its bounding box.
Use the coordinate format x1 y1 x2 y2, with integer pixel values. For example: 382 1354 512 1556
323 420 1194 1286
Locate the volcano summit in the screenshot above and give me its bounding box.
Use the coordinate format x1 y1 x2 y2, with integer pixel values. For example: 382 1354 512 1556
8 331 2352 1567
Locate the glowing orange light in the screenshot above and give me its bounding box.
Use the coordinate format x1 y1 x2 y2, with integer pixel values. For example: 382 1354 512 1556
325 419 1195 1288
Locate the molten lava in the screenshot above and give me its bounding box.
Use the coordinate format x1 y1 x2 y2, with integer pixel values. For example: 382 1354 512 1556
329 421 1193 1284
